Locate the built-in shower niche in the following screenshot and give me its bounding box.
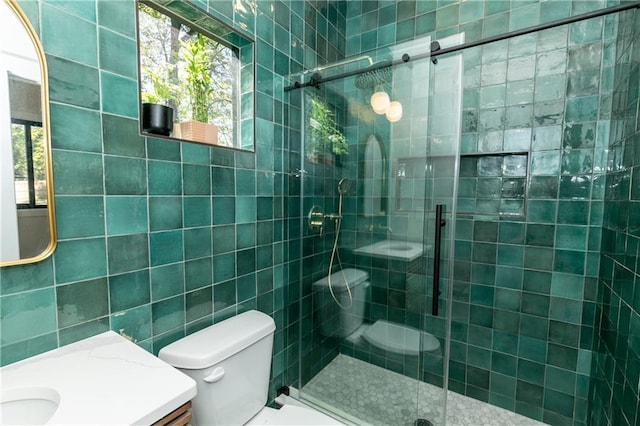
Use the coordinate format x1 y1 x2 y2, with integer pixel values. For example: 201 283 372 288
395 152 529 217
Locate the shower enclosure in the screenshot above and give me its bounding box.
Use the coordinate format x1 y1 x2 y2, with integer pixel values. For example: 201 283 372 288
288 33 463 426
286 2 639 425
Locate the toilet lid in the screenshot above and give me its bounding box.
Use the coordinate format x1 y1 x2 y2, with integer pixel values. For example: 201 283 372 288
248 405 344 425
363 320 440 355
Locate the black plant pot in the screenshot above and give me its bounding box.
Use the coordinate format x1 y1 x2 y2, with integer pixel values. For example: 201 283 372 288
142 103 174 136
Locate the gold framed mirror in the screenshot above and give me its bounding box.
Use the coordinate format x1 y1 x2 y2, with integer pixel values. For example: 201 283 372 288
0 0 56 266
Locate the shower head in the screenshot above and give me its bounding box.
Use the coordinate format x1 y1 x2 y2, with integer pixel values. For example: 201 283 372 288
354 63 392 90
338 179 352 195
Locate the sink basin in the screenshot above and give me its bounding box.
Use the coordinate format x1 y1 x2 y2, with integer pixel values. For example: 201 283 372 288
352 240 429 261
1 387 60 425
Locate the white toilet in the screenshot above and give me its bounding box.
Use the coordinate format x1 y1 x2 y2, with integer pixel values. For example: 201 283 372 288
313 269 441 358
158 310 342 426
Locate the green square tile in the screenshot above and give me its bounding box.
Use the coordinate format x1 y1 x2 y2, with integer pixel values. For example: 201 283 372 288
97 0 135 37
520 314 549 339
0 333 57 366
56 196 105 239
183 165 212 195
105 196 148 235
147 137 181 161
53 151 104 195
212 167 235 195
518 359 545 386
521 292 550 317
186 287 212 322
47 55 100 109
518 336 547 363
548 321 580 348
523 247 553 271
1 288 56 345
150 263 184 301
184 227 212 260
213 225 236 254
527 200 557 223
148 161 182 195
185 257 213 291
107 234 149 274
99 27 137 78
0 258 54 295
103 114 145 157
50 104 102 152
100 71 138 118
56 278 108 328
59 318 109 346
549 297 582 323
149 196 183 231
152 295 185 334
149 231 183 266
553 250 585 275
42 4 97 66
54 238 107 284
184 197 212 227
104 156 147 195
214 279 237 310
213 253 235 283
110 305 151 342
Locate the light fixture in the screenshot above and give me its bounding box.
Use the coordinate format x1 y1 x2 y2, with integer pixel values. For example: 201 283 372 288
370 85 390 114
385 101 403 122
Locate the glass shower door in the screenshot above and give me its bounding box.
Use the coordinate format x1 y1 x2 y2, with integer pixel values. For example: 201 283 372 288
292 33 463 426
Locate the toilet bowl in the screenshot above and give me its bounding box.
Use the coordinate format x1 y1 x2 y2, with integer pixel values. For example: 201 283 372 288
314 269 441 357
158 310 343 426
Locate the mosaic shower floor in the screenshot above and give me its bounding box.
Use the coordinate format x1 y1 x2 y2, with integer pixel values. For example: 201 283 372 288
301 354 546 426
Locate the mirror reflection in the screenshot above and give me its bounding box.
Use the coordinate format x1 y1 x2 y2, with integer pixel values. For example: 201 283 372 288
0 0 55 265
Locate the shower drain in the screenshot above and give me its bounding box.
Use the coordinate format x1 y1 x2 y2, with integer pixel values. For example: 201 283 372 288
414 419 435 426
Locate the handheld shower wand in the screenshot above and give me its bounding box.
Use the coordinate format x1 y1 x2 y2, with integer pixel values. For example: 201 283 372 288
328 179 353 309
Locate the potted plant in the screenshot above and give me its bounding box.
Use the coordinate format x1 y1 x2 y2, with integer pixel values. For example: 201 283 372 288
306 96 348 165
140 67 176 136
174 34 218 145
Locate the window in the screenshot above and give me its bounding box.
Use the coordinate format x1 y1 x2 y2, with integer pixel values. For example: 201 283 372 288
11 119 47 208
136 1 254 150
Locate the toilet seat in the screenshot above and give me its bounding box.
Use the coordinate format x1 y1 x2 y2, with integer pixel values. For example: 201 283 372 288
247 405 343 425
363 320 440 356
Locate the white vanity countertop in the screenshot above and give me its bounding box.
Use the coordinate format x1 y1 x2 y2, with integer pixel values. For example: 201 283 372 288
0 331 197 425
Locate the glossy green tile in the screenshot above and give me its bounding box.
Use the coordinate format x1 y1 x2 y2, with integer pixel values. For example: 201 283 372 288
149 231 183 266
0 332 57 366
59 318 109 346
97 0 135 37
214 279 236 310
107 270 150 314
104 156 147 195
41 4 97 66
42 0 96 22
184 228 212 260
184 197 212 227
56 278 108 328
107 234 149 274
0 288 56 345
54 238 107 284
186 287 212 322
212 167 235 195
53 151 104 195
213 253 235 283
150 263 184 301
183 164 211 195
47 55 100 109
50 103 102 152
149 196 183 231
55 196 105 239
102 114 145 157
0 259 54 295
152 295 184 334
99 27 137 78
185 257 213 292
149 161 182 195
147 137 181 161
111 305 151 342
100 71 137 118
105 196 148 235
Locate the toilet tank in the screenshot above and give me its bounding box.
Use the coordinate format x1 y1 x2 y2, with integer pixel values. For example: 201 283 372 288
313 268 368 338
158 310 276 426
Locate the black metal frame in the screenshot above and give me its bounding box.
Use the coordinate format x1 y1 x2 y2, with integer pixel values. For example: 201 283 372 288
284 1 640 92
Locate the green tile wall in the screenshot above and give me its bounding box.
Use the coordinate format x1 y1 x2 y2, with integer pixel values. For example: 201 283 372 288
590 8 640 426
0 0 345 401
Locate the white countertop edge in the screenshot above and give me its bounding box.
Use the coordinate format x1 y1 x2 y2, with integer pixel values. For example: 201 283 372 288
1 331 197 425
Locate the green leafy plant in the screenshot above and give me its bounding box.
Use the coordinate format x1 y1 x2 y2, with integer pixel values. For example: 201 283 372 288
307 96 348 157
141 65 177 105
182 34 212 123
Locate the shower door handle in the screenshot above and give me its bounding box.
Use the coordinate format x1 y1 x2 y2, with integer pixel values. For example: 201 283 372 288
432 204 446 316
